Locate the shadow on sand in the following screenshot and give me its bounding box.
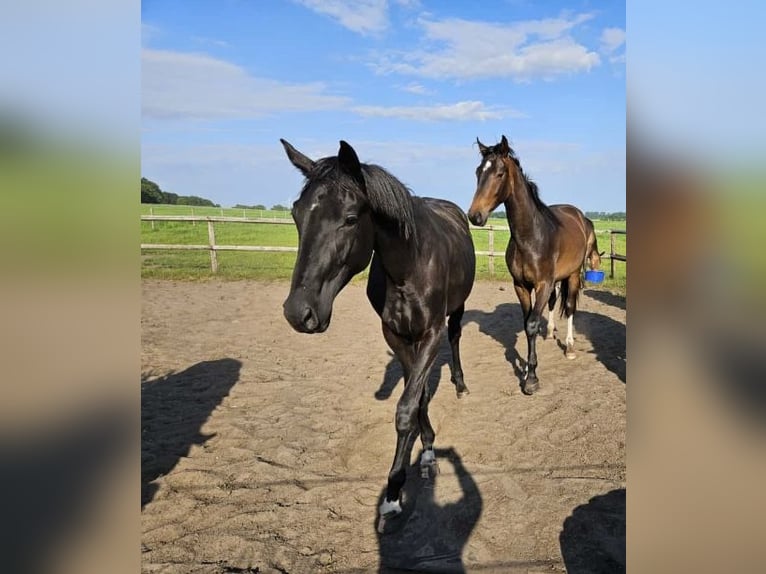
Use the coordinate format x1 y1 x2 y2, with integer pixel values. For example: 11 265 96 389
560 488 626 573
465 302 626 387
141 358 242 507
583 288 626 311
376 447 482 573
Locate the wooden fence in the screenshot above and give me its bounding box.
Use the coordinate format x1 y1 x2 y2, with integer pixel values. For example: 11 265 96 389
141 215 625 278
608 229 627 278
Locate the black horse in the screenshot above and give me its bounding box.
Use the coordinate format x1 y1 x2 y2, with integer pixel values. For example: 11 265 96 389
280 139 476 521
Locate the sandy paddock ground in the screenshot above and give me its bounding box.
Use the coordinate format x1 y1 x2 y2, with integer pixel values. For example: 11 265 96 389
142 279 625 573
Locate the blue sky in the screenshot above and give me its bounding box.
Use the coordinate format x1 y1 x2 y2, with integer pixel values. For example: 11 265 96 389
142 0 625 212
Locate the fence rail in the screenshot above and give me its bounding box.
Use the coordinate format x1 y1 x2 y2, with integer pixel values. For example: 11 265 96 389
608 229 627 279
141 215 625 278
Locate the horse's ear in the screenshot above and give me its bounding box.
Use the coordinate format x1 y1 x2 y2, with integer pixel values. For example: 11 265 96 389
338 140 365 189
476 137 489 156
280 138 315 176
500 135 510 155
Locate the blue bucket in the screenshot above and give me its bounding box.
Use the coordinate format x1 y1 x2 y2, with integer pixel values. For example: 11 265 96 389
584 270 605 284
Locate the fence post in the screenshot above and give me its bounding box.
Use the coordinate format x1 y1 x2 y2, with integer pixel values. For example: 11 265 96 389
487 226 495 278
207 220 218 273
150 206 155 230
610 231 616 279
191 207 196 226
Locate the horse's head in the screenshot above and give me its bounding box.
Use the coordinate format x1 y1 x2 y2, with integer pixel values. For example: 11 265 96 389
588 249 606 271
280 139 375 333
467 135 516 226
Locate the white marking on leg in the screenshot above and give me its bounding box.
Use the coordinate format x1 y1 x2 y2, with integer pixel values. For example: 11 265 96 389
547 309 555 338
566 315 574 347
420 448 435 466
379 498 402 516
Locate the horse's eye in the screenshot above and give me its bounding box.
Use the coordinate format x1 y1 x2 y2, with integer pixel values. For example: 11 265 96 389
344 214 358 226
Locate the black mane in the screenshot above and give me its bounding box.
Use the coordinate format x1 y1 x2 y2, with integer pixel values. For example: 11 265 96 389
302 157 417 240
486 142 560 226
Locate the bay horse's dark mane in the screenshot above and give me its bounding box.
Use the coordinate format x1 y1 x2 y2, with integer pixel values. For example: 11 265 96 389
302 157 417 241
485 142 560 227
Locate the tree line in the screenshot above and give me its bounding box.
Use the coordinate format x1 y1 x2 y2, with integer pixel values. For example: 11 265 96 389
141 177 220 207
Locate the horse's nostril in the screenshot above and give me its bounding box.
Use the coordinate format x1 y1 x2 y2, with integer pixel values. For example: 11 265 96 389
302 306 318 330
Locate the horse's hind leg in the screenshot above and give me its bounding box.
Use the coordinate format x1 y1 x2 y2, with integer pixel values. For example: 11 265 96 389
447 304 469 398
546 283 560 340
563 273 580 359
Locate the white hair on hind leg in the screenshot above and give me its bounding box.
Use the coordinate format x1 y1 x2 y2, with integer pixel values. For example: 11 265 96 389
420 448 435 466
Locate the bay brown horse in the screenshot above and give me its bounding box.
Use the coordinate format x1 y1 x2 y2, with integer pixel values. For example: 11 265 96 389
467 135 600 395
280 139 476 522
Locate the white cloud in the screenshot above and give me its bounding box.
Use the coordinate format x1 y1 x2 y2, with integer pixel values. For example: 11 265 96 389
294 0 388 35
600 27 626 54
373 14 600 80
352 101 525 121
142 49 349 120
400 82 431 95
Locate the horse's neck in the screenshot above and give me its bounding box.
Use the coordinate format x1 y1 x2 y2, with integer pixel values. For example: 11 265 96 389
372 219 416 285
504 172 550 243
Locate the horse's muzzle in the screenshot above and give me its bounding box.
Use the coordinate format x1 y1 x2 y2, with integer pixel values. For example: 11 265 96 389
283 294 328 334
468 210 488 227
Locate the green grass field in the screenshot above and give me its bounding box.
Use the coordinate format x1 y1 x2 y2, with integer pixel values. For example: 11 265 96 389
141 204 626 293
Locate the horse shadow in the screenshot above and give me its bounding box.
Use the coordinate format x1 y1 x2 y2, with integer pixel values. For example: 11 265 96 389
584 288 626 311
376 447 483 573
0 400 131 574
465 302 626 387
141 358 242 507
559 488 626 573
464 303 527 391
573 311 626 383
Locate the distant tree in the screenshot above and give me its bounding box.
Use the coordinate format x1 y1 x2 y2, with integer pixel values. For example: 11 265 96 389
177 195 217 207
162 191 179 205
271 204 289 211
490 210 506 219
253 204 266 210
141 177 163 204
234 203 267 210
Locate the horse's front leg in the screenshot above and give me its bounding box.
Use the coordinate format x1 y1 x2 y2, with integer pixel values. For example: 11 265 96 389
379 325 444 519
519 281 554 395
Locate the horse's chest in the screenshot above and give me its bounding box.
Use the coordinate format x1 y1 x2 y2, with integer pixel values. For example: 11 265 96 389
380 287 427 338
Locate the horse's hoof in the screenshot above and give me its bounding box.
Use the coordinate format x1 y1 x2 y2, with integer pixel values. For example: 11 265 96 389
565 345 576 359
522 379 539 395
378 497 402 518
456 387 470 399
